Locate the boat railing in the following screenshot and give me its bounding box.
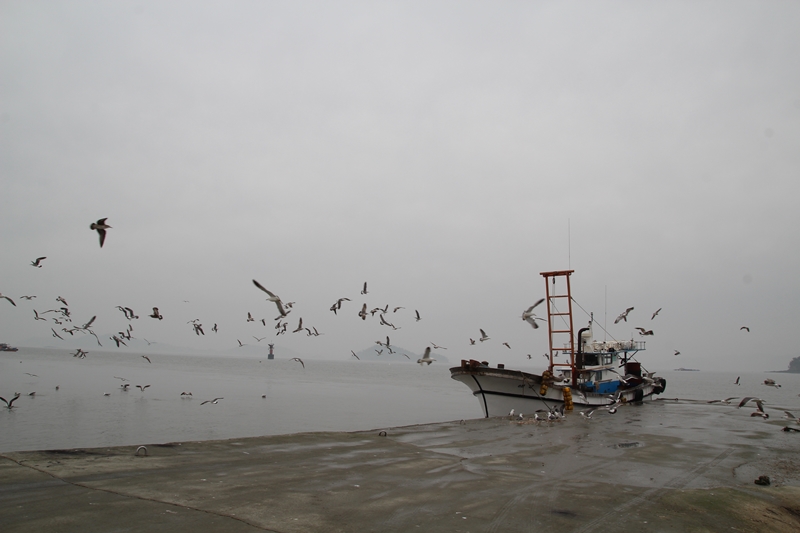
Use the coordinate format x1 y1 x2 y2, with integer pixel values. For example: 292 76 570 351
566 340 645 353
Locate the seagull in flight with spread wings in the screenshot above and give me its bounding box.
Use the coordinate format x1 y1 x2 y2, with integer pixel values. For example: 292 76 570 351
522 298 545 329
252 279 289 317
90 218 111 248
614 307 634 324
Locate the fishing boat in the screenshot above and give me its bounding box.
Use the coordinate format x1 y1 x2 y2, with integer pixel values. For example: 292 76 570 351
450 270 666 417
0 343 19 352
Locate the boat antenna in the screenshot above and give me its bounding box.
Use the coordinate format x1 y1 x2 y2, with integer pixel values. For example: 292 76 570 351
604 284 607 342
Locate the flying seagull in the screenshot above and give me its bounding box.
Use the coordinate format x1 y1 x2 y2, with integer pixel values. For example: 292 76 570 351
522 298 545 329
361 282 368 295
740 326 750 332
414 310 421 322
0 293 16 306
502 342 511 349
417 347 435 366
1 393 21 409
291 357 305 369
614 307 634 324
252 279 289 317
479 329 490 342
737 397 767 418
90 218 111 248
635 327 654 336
351 350 360 360
136 384 151 391
201 397 223 405
31 257 47 268
141 355 152 364
674 350 681 356
51 328 64 340
651 308 662 320
149 307 163 320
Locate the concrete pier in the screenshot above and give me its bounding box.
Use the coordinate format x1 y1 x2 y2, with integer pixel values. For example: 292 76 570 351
2 401 799 532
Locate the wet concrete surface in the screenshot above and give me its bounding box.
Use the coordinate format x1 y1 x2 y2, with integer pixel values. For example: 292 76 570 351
1 400 799 532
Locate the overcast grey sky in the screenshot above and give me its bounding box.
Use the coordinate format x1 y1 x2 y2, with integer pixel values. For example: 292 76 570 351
2 1 799 372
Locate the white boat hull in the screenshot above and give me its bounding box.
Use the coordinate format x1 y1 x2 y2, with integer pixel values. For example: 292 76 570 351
450 365 665 418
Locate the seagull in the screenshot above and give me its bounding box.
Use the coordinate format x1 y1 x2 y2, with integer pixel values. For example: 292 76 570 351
212 323 218 333
358 303 368 321
737 396 767 417
82 315 97 329
237 339 245 347
651 308 662 320
111 335 127 347
522 298 545 329
417 347 435 366
580 409 595 419
1 293 16 306
33 310 46 321
201 397 223 405
51 328 64 340
431 343 447 350
614 307 634 324
361 282 368 295
375 349 383 355
141 355 151 364
90 218 111 248
635 327 654 336
20 295 36 300
330 297 351 314
674 350 681 356
734 376 740 385
763 379 781 388
247 312 255 322
253 336 265 342
291 357 305 369
414 310 421 322
31 257 47 268
292 318 303 333
149 307 163 320
393 306 404 313
72 349 88 358
479 329 490 342
707 397 739 405
1 393 21 409
527 354 532 359
740 326 750 332
136 385 151 391
252 280 289 317
469 338 476 345
181 392 192 397
783 411 799 424
502 342 511 349
351 350 360 360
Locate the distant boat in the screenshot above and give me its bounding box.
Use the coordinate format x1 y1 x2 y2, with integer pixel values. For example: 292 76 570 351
674 368 699 371
0 343 19 352
450 270 667 416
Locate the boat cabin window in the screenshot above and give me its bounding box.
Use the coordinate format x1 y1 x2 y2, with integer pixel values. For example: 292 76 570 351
602 354 613 365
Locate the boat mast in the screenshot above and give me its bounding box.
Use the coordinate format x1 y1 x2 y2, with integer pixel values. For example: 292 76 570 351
541 270 576 387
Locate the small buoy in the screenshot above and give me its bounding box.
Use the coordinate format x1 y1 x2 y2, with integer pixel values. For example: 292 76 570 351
135 446 148 456
378 430 387 437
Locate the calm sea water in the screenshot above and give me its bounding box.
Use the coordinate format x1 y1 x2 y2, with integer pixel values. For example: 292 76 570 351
1 348 798 452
